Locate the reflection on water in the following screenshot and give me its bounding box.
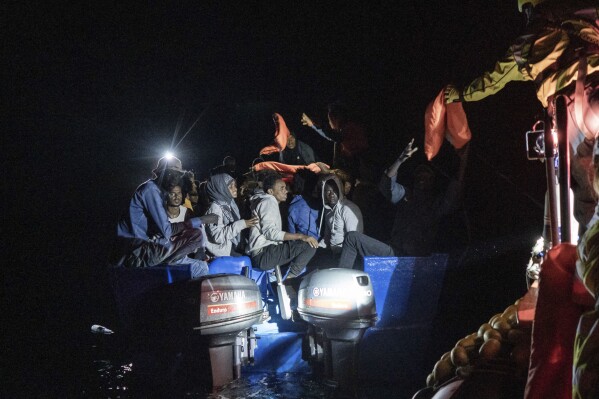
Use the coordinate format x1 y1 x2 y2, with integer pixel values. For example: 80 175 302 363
83 339 412 399
87 356 333 398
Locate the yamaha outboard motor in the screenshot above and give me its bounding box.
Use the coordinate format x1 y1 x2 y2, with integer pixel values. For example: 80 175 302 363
116 271 266 389
181 274 266 387
297 268 377 396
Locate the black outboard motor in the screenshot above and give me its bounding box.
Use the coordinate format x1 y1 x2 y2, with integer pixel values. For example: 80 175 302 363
297 268 377 396
116 271 266 389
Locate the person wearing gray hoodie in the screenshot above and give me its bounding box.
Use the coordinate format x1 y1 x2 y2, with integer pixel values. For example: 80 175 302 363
318 173 364 254
247 173 318 279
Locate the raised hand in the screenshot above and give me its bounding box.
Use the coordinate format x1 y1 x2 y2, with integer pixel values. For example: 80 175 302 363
301 113 314 127
399 138 418 162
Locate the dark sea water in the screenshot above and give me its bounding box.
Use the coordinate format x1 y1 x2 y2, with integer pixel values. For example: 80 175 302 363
81 334 412 399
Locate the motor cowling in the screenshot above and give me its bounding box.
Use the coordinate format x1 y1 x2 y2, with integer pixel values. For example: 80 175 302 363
297 268 377 334
297 268 377 396
184 273 264 336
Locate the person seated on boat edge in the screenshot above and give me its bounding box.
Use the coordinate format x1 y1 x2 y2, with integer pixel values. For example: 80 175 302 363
287 169 321 241
247 172 319 281
310 173 363 269
336 141 469 269
109 156 218 278
204 173 259 257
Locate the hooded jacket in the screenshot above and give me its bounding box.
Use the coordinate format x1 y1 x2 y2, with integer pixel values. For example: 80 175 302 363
247 192 286 256
318 174 363 253
204 173 247 257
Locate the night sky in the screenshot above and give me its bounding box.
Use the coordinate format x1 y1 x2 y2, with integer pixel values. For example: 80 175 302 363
6 1 547 396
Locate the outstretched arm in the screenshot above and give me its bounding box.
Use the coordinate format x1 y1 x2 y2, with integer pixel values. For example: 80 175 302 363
379 139 417 204
301 113 341 142
386 138 418 178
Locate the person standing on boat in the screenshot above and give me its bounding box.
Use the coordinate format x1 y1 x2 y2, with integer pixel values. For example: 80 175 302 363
301 102 368 171
247 173 318 280
110 156 216 278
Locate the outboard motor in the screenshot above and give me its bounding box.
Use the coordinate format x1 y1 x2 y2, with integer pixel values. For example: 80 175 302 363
297 268 377 396
179 274 266 388
117 271 267 389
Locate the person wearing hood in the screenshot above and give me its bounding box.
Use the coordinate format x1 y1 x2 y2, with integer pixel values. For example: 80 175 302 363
247 173 318 280
318 173 363 255
110 156 217 278
204 173 259 257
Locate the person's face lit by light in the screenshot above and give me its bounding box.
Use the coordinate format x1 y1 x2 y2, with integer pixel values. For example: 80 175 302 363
228 179 238 199
167 186 183 206
287 134 297 149
268 179 288 203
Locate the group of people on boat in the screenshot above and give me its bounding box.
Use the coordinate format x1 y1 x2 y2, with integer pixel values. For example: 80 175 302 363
108 0 599 396
110 101 469 285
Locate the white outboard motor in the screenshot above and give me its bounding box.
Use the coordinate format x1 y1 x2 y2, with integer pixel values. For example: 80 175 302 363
297 268 377 396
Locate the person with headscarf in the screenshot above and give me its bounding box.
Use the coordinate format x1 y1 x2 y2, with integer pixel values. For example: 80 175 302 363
204 173 259 257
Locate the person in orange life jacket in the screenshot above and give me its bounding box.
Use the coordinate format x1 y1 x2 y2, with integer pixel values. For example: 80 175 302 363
260 113 319 166
247 173 318 280
278 132 319 165
110 156 218 278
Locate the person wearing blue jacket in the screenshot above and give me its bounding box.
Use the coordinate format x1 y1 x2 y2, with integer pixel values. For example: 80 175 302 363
287 169 320 240
110 156 217 278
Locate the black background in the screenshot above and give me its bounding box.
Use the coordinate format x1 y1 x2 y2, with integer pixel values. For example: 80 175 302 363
5 1 547 396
